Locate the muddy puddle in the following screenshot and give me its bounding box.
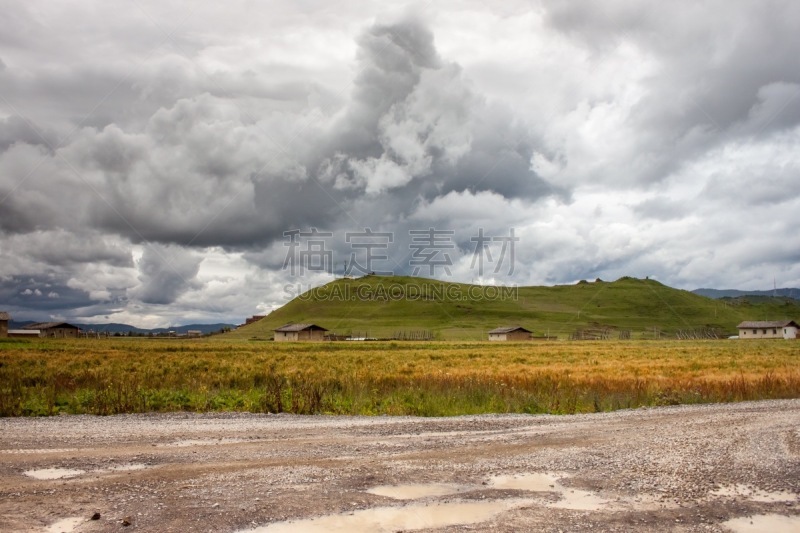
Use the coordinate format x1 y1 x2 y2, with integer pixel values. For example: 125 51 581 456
242 472 612 532
0 448 77 455
158 438 246 447
489 473 611 511
722 514 800 533
24 463 148 481
243 471 800 532
241 499 533 532
24 468 85 480
106 463 147 472
489 473 560 492
366 483 468 499
45 516 83 532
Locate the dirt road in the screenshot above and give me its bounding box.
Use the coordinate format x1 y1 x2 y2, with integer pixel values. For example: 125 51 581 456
1 400 798 532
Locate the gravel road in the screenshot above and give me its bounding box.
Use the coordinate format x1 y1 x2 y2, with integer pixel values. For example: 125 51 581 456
1 400 798 532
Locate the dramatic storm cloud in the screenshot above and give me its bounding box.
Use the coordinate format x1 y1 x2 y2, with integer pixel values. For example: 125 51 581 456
1 0 799 327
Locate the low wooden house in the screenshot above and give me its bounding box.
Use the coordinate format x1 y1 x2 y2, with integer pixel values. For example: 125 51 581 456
737 320 798 340
488 326 533 341
22 322 82 338
274 323 328 342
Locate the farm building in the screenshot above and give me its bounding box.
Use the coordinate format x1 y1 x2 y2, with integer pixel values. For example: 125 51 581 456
737 320 798 340
8 329 40 338
22 322 82 338
274 323 328 342
0 311 9 337
488 326 533 341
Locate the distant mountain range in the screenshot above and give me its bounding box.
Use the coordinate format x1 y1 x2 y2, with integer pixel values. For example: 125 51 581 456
8 321 236 335
692 288 800 300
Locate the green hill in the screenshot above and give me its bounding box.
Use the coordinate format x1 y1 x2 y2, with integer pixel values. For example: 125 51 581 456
227 275 800 340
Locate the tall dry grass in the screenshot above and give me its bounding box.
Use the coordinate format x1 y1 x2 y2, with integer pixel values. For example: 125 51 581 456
0 338 797 416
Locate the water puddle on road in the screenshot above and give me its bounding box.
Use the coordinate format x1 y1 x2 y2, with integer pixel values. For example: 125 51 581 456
24 463 147 481
243 472 611 532
241 499 533 533
45 516 83 532
722 514 800 533
489 473 610 511
489 473 560 492
106 463 147 472
548 489 610 511
0 448 77 455
24 468 85 480
366 483 467 500
159 438 246 447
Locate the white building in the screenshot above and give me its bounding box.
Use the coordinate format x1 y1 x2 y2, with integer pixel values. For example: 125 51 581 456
488 326 533 341
737 320 798 340
8 329 40 338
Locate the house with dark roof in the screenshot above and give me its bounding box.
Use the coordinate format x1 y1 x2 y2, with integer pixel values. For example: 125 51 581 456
273 323 328 342
0 311 9 338
22 322 82 338
488 326 532 341
737 320 798 340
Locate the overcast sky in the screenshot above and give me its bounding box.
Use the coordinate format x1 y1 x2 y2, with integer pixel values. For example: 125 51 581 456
1 0 799 327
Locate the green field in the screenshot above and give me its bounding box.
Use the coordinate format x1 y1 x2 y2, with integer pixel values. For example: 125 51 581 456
228 275 800 340
1 337 797 417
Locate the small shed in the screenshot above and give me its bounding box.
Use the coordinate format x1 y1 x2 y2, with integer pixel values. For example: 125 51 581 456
488 326 533 341
737 320 799 340
274 323 328 342
22 322 82 338
0 311 9 337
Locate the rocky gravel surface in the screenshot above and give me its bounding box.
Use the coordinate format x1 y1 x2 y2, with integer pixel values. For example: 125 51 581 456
0 400 798 532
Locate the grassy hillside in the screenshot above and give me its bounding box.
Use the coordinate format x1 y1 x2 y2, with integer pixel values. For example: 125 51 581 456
227 275 800 340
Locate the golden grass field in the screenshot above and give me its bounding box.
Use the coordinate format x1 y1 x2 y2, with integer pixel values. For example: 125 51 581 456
1 337 798 416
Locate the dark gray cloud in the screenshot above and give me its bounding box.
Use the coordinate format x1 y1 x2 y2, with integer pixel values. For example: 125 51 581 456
0 269 129 323
2 14 560 252
130 244 202 305
312 16 561 213
2 230 132 268
0 115 55 152
0 276 97 314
